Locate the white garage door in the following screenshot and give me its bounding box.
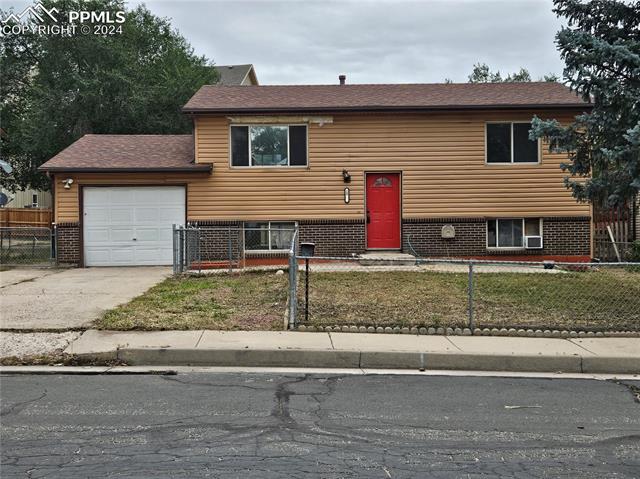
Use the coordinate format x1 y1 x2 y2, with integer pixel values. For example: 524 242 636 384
83 186 185 266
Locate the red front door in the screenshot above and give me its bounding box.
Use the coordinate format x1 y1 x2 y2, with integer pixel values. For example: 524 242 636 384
366 173 401 249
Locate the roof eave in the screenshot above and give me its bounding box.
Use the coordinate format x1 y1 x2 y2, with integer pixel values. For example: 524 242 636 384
182 103 593 115
39 165 213 173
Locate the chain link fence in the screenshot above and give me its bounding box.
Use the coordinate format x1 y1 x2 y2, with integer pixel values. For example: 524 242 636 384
0 227 55 267
172 224 297 274
171 225 639 333
289 256 640 333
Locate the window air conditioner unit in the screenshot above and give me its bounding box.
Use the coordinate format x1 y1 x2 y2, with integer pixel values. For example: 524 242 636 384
525 235 543 249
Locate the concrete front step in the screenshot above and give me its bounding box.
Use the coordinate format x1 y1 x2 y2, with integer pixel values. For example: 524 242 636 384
358 252 416 266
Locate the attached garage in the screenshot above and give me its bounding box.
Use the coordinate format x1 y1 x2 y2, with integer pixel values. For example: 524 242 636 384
39 135 211 266
83 186 185 266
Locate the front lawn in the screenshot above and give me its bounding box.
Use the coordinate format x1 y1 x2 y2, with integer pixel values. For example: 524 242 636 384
96 271 288 331
96 267 640 332
300 268 640 331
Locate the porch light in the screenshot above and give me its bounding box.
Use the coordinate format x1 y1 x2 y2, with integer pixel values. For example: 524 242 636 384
344 187 350 204
342 169 351 183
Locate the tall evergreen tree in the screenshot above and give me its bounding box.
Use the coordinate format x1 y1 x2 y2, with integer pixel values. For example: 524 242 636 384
530 0 640 207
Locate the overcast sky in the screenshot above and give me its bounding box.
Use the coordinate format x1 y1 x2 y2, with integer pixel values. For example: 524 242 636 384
3 0 566 84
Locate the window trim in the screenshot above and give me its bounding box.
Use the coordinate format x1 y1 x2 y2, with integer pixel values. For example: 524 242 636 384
486 218 543 250
229 124 308 169
485 121 541 165
243 220 298 252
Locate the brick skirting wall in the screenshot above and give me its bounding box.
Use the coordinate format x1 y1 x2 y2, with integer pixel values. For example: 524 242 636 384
540 217 591 256
54 217 591 267
299 219 366 257
403 218 486 257
404 217 591 258
55 222 80 265
191 221 243 262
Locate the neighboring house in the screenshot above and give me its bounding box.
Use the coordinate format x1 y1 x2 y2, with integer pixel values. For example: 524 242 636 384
40 80 593 266
214 64 259 86
0 187 52 209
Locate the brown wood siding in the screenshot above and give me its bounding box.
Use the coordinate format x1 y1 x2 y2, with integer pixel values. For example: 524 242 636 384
54 110 591 222
52 173 205 222
192 111 590 220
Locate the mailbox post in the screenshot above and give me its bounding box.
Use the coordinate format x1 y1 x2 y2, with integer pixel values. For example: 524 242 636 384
300 242 316 323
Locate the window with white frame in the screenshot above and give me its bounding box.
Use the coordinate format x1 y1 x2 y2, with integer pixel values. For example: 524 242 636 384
487 218 542 248
31 194 38 207
244 221 296 251
486 122 539 164
231 125 307 167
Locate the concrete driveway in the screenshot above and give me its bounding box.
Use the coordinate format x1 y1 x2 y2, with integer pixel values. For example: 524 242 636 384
0 267 171 330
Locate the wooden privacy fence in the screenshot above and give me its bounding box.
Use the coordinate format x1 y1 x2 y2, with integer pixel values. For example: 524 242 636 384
593 201 637 261
0 208 53 227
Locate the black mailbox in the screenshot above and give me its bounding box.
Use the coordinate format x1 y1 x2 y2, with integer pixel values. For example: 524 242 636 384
300 242 316 257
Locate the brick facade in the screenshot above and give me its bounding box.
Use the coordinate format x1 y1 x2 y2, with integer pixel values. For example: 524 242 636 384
55 222 80 265
403 218 486 257
403 216 591 258
541 217 591 256
299 219 366 257
54 217 591 266
192 221 243 262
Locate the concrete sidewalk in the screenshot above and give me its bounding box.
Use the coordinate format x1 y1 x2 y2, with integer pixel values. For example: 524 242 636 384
66 330 640 374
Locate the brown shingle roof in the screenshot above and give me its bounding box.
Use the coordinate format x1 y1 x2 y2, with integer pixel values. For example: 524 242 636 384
183 82 590 113
39 135 211 173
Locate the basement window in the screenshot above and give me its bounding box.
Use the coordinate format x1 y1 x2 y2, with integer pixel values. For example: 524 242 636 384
231 125 307 167
487 218 542 248
244 221 297 251
486 122 540 164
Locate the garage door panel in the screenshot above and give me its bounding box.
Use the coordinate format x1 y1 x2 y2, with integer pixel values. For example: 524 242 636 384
110 189 136 204
84 228 111 243
85 207 110 224
110 228 135 242
160 207 184 222
84 189 110 206
110 247 136 263
135 207 160 222
135 228 161 242
158 229 173 242
110 208 134 223
83 187 185 266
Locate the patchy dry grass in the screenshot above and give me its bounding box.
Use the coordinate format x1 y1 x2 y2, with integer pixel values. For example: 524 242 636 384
301 268 640 331
96 271 288 331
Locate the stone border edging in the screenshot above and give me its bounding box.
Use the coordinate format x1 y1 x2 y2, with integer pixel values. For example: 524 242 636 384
296 324 640 338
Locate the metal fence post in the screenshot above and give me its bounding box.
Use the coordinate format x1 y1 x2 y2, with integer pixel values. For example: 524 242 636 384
228 226 233 274
467 260 475 331
172 224 177 274
287 231 298 329
51 224 57 261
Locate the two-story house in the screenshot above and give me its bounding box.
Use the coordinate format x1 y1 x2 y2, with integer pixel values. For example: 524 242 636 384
40 79 592 266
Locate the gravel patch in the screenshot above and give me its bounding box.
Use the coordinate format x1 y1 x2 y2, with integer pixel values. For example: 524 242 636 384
0 332 80 359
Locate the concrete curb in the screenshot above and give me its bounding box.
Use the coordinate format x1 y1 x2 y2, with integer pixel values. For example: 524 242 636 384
68 348 640 374
117 348 361 368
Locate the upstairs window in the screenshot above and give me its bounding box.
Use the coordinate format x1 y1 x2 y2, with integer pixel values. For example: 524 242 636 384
486 122 539 164
231 125 307 167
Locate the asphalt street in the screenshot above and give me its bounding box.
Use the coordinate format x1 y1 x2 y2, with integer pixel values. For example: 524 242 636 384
1 372 639 478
